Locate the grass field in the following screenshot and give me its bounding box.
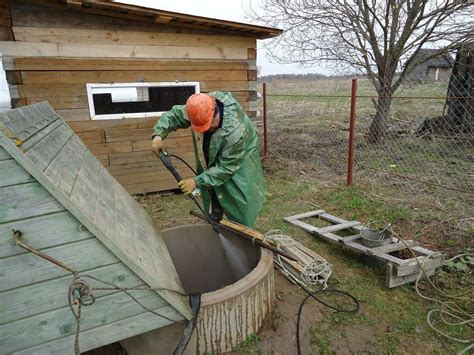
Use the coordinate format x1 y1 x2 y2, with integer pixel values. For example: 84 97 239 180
260 77 473 255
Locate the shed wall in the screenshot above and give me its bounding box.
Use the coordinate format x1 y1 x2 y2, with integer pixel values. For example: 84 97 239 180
1 0 258 194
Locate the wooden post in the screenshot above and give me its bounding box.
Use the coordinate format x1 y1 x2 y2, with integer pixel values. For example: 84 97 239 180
263 82 268 157
347 78 358 186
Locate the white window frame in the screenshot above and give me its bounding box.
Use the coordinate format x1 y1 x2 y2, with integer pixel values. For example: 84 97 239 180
86 82 200 120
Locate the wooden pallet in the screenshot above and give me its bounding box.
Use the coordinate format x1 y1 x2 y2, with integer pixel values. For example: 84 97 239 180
284 210 443 288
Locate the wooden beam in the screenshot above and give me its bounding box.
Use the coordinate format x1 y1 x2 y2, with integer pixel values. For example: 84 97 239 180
11 26 256 48
6 56 250 71
0 41 249 60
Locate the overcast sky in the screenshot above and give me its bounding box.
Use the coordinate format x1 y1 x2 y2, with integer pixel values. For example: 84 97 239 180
118 0 328 76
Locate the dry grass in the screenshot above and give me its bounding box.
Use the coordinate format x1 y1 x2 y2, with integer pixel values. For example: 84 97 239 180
257 77 473 255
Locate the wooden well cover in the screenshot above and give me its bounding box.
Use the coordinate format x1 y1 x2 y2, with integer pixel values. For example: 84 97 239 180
0 102 192 320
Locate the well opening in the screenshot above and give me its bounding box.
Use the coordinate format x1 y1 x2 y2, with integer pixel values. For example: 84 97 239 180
163 224 261 294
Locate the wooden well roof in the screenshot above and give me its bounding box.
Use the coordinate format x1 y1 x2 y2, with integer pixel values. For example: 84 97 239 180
0 102 192 320
27 0 283 39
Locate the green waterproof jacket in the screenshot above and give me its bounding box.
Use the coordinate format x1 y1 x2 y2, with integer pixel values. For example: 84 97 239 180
153 91 265 227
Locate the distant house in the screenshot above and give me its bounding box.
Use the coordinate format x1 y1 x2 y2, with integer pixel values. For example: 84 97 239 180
407 49 454 82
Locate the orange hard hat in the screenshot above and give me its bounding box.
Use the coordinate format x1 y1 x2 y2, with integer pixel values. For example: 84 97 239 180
185 93 215 133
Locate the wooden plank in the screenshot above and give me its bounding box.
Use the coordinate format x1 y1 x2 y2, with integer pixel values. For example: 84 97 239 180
26 95 88 110
105 128 154 143
13 84 87 99
13 305 181 355
248 48 257 60
0 238 118 292
338 234 361 245
43 136 87 196
395 254 443 277
12 26 256 48
115 170 194 186
205 81 255 92
316 221 361 234
0 182 64 223
69 151 101 221
77 130 105 144
0 146 11 160
5 70 22 85
123 179 182 194
18 118 63 152
284 210 325 221
0 211 92 259
0 102 58 143
89 141 132 155
24 123 74 172
68 119 191 135
94 166 117 239
96 154 109 166
106 156 195 175
285 218 342 243
131 136 193 152
320 212 365 231
55 108 90 122
108 150 159 166
0 262 146 324
0 289 171 353
385 262 437 288
0 159 35 188
248 70 257 81
7 56 250 71
366 240 419 256
0 41 249 60
21 70 248 84
67 118 140 133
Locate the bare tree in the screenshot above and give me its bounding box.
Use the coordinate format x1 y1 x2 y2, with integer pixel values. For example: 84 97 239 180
249 0 473 142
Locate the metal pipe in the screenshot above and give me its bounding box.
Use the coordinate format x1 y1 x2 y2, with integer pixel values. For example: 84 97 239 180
347 78 358 186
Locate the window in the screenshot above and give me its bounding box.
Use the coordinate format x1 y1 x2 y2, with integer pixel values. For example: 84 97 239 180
86 82 200 120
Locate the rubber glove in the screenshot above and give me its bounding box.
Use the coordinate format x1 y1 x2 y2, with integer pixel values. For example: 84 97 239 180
151 136 164 154
178 179 197 195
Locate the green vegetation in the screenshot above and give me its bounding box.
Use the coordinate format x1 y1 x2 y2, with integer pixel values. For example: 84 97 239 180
235 334 262 355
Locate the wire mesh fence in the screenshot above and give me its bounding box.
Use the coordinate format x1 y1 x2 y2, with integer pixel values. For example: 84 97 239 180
256 71 473 219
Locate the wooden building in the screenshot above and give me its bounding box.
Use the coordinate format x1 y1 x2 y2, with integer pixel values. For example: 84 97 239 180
406 48 454 83
0 102 191 354
0 0 281 194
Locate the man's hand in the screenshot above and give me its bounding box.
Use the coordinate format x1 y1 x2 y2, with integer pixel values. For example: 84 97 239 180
178 179 196 195
151 136 164 154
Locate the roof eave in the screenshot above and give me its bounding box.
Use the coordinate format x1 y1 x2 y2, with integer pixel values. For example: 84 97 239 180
26 0 282 39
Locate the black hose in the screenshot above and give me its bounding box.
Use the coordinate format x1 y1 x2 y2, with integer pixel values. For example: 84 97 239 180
173 293 201 355
170 154 198 175
296 287 360 355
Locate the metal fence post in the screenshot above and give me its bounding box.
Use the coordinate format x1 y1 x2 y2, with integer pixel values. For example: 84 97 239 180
263 82 268 157
347 78 358 186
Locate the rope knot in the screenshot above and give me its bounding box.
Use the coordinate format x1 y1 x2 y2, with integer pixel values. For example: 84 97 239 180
70 278 95 306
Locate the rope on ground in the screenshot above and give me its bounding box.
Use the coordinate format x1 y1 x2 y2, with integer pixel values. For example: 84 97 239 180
13 230 187 355
390 228 473 354
264 229 332 290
